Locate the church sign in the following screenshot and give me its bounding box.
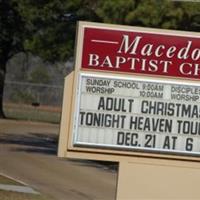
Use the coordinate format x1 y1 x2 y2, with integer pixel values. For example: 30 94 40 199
58 22 200 160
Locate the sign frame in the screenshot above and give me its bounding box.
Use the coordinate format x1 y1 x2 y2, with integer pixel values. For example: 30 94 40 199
58 21 200 162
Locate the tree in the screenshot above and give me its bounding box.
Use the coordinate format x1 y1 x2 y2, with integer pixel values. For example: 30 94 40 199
29 66 50 84
16 0 101 61
0 0 25 117
0 0 199 118
0 0 100 118
174 1 200 31
97 0 200 31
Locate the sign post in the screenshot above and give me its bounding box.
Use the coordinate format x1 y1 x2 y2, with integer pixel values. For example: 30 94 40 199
58 21 200 199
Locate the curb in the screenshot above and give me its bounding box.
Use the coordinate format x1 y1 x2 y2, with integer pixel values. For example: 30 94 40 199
0 184 40 194
0 172 27 186
0 173 39 194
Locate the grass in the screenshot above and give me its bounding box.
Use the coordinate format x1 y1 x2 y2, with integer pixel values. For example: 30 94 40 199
4 103 61 124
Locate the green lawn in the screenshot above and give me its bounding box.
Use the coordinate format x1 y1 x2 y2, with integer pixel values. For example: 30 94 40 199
4 104 61 123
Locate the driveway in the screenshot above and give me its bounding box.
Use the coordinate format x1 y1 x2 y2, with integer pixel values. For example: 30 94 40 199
0 119 117 200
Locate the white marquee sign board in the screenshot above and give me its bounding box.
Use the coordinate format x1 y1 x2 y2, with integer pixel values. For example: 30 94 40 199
73 73 200 156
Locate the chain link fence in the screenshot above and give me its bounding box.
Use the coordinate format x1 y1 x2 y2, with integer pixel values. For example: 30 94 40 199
3 81 64 123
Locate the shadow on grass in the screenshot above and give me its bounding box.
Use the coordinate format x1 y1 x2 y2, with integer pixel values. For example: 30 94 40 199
0 132 58 155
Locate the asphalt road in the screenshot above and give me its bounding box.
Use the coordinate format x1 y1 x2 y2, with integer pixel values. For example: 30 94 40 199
0 119 117 200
